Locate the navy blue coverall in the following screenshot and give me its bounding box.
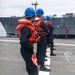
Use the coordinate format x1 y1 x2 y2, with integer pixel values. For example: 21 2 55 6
36 22 48 65
20 26 38 75
46 24 54 54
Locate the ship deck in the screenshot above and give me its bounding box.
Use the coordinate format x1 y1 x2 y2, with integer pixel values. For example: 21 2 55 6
0 37 75 75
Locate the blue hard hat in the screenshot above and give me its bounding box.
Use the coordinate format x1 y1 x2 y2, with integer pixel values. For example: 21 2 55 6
36 8 44 15
42 16 46 21
45 16 52 21
24 7 36 16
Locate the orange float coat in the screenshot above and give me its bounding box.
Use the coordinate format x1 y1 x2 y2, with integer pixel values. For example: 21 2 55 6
34 18 46 35
45 20 52 26
16 18 39 43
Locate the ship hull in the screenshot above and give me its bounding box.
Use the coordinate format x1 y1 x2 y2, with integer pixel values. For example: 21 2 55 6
0 17 75 36
52 17 75 35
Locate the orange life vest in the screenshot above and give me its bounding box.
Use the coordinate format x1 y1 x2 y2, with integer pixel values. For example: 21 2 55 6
45 20 52 26
16 18 37 43
34 18 46 35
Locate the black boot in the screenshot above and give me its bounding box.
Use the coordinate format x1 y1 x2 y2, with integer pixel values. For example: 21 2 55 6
53 48 56 50
45 55 48 57
45 59 47 61
40 65 50 71
50 53 56 56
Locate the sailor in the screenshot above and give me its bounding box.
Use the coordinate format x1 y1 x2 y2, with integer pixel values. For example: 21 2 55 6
65 28 68 39
16 7 40 75
34 8 50 71
45 16 56 56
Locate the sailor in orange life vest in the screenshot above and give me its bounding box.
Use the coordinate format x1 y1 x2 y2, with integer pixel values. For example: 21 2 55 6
45 16 56 56
34 8 50 71
16 7 40 75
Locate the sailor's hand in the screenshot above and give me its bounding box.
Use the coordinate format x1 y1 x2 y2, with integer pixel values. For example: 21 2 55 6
36 36 41 42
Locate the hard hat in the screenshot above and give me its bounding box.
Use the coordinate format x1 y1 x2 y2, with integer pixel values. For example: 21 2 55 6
36 8 44 15
24 7 36 16
46 16 52 21
42 16 46 21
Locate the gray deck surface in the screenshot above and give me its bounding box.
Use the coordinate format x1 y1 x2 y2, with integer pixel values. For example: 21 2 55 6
0 37 75 75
